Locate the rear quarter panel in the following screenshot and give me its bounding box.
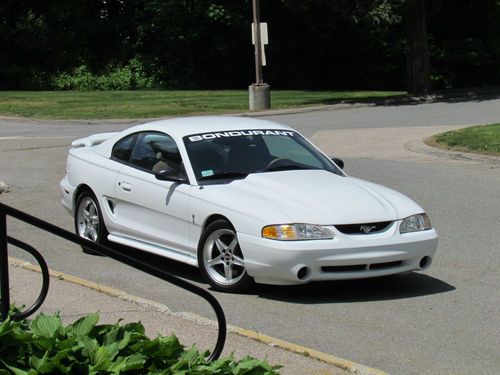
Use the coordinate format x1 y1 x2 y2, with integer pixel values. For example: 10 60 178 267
68 148 121 230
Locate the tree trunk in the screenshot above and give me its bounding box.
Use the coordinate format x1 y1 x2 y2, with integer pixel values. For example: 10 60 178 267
406 0 431 94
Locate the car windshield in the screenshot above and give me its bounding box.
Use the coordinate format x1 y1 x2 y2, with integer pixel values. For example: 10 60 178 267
183 129 343 183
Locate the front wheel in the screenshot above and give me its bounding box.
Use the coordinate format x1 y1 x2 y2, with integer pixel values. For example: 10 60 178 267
198 220 252 292
74 190 108 255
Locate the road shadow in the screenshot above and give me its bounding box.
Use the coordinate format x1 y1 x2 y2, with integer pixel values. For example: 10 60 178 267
105 242 206 284
253 273 455 304
96 243 455 304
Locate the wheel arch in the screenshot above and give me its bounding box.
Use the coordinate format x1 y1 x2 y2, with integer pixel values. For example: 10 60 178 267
198 214 233 248
73 184 94 210
201 214 233 233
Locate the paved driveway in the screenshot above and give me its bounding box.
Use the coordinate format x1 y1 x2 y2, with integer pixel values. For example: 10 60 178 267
1 97 499 374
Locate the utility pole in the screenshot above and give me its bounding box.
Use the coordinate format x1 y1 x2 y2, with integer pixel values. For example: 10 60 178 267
253 0 263 85
249 0 270 111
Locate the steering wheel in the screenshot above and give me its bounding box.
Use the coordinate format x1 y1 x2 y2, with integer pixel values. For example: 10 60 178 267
264 157 295 171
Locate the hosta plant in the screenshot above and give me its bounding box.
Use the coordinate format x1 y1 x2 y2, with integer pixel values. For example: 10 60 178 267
0 309 280 374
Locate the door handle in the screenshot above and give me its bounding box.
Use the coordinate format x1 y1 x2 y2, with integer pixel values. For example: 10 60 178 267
120 182 132 192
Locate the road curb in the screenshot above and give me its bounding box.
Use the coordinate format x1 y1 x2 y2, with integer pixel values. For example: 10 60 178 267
9 256 388 375
229 327 388 375
405 139 500 165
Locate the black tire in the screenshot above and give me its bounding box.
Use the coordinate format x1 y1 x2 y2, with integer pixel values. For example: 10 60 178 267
198 219 252 292
74 190 108 255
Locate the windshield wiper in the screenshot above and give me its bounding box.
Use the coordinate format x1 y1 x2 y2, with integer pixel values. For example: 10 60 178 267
198 171 249 181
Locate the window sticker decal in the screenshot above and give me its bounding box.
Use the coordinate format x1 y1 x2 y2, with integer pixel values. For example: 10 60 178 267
201 170 215 177
186 129 296 142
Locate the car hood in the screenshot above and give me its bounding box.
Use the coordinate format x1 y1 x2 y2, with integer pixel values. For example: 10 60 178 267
208 170 424 225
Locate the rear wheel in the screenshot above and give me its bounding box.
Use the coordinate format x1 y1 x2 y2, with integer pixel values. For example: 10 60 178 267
198 220 252 292
74 190 108 255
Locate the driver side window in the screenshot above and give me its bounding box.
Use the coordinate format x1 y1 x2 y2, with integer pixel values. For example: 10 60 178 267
114 132 185 176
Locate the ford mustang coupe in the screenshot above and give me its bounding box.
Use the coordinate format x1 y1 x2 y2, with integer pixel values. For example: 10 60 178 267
60 116 438 292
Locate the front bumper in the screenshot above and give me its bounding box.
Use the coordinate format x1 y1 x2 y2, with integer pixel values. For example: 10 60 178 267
238 223 438 285
59 174 76 215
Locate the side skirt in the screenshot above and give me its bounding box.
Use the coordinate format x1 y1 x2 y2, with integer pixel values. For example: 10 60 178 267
107 234 199 267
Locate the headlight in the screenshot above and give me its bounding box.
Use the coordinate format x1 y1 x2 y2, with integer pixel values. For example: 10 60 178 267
399 213 432 234
262 224 334 240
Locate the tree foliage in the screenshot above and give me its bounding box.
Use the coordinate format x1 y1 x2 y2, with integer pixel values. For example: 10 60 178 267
1 0 499 90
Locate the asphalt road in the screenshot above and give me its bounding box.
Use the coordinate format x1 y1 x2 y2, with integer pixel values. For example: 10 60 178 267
1 96 499 374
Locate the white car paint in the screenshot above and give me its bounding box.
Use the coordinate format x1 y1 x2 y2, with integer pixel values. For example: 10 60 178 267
60 116 438 286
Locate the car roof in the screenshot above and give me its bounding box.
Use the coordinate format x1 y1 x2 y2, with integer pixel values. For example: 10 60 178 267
91 116 297 158
122 116 293 139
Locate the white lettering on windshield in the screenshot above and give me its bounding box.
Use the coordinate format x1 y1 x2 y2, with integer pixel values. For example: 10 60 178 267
188 130 295 142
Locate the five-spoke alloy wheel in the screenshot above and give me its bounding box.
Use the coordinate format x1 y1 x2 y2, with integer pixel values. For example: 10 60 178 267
198 219 252 292
74 190 108 254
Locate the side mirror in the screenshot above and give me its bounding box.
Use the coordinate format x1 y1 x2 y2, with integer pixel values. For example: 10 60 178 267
155 168 188 183
331 157 344 169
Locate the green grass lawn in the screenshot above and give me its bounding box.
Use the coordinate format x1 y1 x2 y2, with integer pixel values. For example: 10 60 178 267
0 90 403 119
430 124 500 156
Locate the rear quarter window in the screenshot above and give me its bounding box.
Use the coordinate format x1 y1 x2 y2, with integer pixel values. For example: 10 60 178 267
112 135 136 162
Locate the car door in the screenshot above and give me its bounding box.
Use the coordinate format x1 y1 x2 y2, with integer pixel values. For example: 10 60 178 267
111 131 193 256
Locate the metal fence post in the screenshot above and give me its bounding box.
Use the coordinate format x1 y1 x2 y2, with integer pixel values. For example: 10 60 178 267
0 202 226 358
0 212 9 320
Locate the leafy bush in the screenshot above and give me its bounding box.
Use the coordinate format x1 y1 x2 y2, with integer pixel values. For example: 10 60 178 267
0 310 280 374
53 60 155 91
53 66 96 91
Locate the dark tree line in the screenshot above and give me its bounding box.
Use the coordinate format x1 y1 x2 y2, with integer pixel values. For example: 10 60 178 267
1 0 499 93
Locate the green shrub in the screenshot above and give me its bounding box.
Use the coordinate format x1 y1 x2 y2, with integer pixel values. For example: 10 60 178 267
53 60 155 91
0 310 280 374
53 66 96 91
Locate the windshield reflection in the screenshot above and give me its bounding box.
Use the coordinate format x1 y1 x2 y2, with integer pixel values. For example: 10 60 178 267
183 129 342 183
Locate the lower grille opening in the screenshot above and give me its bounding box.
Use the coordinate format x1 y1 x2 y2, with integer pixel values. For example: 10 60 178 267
321 260 403 273
369 261 402 270
322 265 366 272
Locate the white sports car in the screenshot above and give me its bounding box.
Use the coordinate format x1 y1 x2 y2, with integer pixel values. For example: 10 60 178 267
60 116 438 292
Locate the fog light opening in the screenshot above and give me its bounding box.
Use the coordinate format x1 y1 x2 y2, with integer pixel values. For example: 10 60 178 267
419 256 431 270
297 266 311 281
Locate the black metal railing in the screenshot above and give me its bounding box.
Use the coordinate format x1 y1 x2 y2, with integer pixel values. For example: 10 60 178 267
0 202 226 361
